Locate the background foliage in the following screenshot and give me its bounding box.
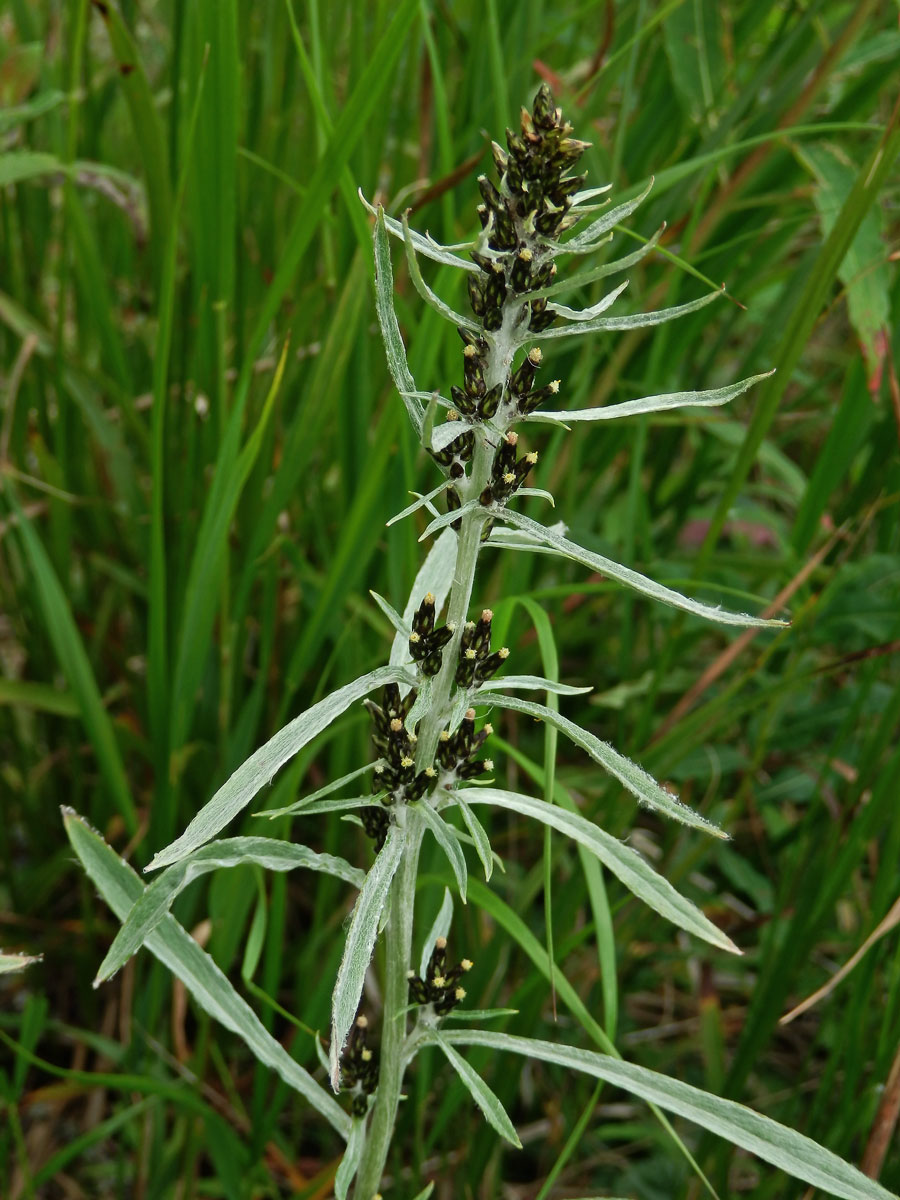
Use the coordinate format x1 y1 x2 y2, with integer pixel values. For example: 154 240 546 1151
1 1 898 1196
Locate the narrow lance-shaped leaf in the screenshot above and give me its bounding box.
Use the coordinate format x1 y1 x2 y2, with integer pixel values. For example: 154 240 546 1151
432 1030 521 1147
495 507 785 629
417 803 468 902
531 224 665 300
330 825 407 1089
147 665 413 872
475 675 592 697
258 762 377 818
386 479 452 527
97 839 364 984
334 1118 367 1200
0 952 42 975
455 793 494 882
512 486 555 506
419 499 482 541
530 289 723 342
570 184 613 205
551 278 629 322
402 210 480 331
276 794 386 817
481 694 725 837
526 371 775 425
63 810 350 1139
433 1031 897 1200
359 189 477 270
374 207 423 434
452 789 737 953
420 886 454 976
560 177 655 251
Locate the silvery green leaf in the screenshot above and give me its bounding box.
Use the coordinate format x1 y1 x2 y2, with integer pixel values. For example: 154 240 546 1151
285 794 387 817
526 371 775 426
374 207 423 435
435 1031 896 1200
259 762 377 818
422 390 441 455
454 788 736 952
431 420 474 454
426 230 477 253
330 824 406 1090
411 1184 436 1200
531 289 724 341
402 210 480 331
532 226 667 304
570 184 613 206
451 825 506 874
98 839 364 984
561 178 655 252
485 520 568 553
475 675 591 697
359 189 478 272
455 793 494 881
417 803 467 902
0 952 41 974
481 695 726 838
63 810 350 1138
405 673 435 731
369 590 410 635
551 279 629 322
386 480 452 527
334 1117 366 1200
496 508 785 628
419 500 482 541
513 486 555 506
147 665 413 872
432 1031 521 1147
533 225 665 301
420 886 454 976
391 528 458 670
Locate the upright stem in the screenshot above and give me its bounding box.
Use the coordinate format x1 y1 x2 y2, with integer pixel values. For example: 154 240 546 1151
353 813 424 1200
353 280 520 1199
352 443 492 1199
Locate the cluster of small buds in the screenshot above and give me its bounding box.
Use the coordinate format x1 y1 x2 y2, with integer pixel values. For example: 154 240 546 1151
499 82 589 243
363 683 438 847
479 431 538 506
409 592 456 678
510 346 561 416
340 1015 379 1116
436 707 494 779
467 84 589 335
454 609 509 688
430 424 474 479
449 327 502 422
407 936 473 1015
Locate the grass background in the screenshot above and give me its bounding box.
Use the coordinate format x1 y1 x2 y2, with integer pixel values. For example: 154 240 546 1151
1 1 898 1196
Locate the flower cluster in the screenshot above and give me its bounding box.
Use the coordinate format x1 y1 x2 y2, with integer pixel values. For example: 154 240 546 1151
340 1015 379 1116
363 684 436 848
436 708 493 781
407 937 472 1016
454 608 508 688
408 591 456 677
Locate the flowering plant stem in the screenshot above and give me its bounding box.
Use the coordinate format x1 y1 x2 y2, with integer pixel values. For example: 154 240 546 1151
354 815 424 1199
355 433 496 1196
